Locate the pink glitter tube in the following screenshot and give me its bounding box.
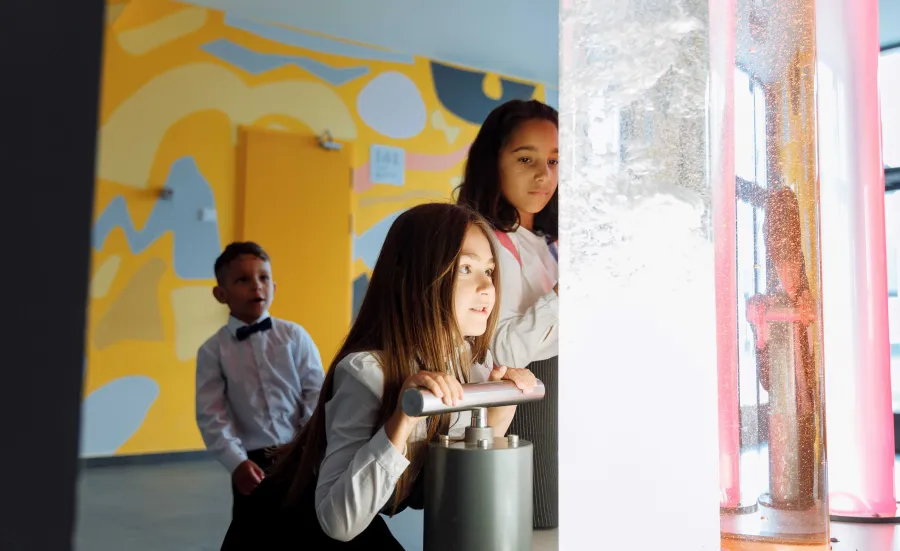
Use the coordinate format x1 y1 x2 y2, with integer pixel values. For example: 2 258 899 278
816 0 897 521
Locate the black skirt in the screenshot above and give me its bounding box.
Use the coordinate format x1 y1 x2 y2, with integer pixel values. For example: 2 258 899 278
506 355 558 529
221 474 414 550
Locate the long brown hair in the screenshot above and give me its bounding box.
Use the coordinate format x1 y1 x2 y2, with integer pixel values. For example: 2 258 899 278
269 202 501 510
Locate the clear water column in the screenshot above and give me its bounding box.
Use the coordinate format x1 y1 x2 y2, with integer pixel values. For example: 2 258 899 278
816 0 898 524
559 0 722 549
715 0 832 545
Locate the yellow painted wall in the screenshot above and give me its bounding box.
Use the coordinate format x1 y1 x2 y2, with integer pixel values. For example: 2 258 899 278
83 0 552 456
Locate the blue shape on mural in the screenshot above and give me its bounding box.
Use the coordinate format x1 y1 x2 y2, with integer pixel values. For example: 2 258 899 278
92 157 222 280
430 61 537 125
357 72 427 139
383 509 423 551
80 375 160 456
225 15 415 65
544 86 559 109
352 210 405 270
351 273 369 322
201 39 369 86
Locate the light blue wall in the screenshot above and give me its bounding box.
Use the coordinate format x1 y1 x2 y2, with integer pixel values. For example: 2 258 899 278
186 0 559 86
882 0 900 49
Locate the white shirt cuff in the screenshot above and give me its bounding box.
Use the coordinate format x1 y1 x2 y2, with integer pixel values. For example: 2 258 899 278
370 427 410 479
539 290 560 326
220 447 249 474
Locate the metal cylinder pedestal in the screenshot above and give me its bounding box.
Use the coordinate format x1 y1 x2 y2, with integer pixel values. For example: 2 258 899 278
424 430 533 551
403 381 545 551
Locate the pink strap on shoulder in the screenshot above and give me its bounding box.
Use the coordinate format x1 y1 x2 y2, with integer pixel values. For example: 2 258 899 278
494 230 522 268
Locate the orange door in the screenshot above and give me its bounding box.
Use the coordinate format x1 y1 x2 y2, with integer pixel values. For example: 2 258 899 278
240 126 352 367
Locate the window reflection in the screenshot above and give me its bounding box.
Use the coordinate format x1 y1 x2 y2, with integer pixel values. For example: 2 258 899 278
885 189 900 412
735 66 769 414
881 48 900 413
880 49 900 169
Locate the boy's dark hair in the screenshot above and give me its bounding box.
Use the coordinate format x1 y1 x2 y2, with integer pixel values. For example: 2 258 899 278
455 99 558 241
214 241 270 283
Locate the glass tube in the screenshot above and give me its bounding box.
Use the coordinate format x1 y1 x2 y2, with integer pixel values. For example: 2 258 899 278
714 0 831 544
559 0 722 548
816 0 897 520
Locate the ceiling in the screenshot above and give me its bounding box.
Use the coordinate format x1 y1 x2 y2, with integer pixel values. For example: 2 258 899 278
187 0 897 84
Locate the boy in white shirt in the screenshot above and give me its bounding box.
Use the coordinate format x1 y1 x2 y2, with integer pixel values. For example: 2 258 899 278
195 241 324 519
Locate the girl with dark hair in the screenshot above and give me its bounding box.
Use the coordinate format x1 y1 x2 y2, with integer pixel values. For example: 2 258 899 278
455 98 560 529
220 202 537 549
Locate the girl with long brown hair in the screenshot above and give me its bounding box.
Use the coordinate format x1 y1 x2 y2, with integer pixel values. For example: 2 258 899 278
221 202 537 549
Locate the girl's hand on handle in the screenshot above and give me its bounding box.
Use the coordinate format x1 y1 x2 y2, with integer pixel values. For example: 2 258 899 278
488 365 538 394
386 370 463 454
486 366 537 435
397 371 465 420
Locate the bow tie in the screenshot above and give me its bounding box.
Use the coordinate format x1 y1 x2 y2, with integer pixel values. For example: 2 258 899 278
236 317 272 341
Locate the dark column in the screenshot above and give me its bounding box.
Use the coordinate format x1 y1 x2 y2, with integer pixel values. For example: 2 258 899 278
0 1 105 549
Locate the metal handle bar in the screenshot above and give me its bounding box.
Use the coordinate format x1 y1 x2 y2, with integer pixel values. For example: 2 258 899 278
401 379 545 416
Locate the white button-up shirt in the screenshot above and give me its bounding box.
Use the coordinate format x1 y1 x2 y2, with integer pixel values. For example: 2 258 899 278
493 227 560 367
195 313 324 472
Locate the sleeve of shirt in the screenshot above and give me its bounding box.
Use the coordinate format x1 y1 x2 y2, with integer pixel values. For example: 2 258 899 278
292 325 325 423
314 359 411 542
195 341 247 473
491 246 560 368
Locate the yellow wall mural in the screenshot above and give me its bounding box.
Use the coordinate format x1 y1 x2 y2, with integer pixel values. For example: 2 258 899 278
83 0 553 457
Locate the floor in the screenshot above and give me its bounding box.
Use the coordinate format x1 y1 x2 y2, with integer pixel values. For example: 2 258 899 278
75 457 900 551
75 460 230 551
74 458 558 551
